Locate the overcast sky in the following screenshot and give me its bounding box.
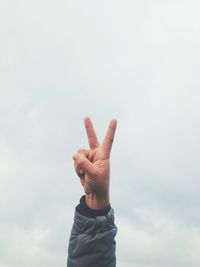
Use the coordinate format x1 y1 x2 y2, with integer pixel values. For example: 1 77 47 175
0 0 200 266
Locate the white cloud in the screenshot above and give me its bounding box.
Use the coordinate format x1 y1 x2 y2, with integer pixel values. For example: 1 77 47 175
0 0 200 266
117 215 200 267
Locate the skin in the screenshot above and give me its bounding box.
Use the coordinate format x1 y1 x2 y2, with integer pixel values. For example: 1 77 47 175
72 117 117 210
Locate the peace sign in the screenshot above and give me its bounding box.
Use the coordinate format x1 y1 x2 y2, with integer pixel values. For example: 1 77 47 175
73 117 117 209
84 117 117 158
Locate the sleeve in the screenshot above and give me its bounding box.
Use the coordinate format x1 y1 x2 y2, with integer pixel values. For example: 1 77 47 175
67 196 117 267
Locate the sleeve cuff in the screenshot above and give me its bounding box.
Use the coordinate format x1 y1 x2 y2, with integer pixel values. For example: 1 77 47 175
76 195 111 218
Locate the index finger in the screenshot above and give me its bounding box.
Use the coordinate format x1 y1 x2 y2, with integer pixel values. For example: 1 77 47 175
84 117 100 149
102 119 117 158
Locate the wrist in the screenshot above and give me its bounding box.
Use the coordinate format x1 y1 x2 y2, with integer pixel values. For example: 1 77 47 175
76 195 111 218
85 193 110 210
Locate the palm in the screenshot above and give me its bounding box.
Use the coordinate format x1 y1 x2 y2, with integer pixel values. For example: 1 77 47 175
84 148 110 194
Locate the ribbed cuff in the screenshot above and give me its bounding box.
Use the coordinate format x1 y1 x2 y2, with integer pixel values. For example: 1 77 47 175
76 195 111 218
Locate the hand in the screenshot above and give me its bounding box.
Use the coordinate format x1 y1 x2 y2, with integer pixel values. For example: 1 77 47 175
73 117 117 209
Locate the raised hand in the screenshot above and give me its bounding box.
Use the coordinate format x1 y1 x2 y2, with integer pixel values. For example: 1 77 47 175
73 117 117 209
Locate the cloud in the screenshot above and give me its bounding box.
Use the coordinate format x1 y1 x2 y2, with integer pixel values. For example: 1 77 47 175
0 0 200 266
117 215 200 267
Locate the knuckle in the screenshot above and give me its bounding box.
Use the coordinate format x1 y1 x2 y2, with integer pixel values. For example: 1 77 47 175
77 157 84 166
77 148 88 154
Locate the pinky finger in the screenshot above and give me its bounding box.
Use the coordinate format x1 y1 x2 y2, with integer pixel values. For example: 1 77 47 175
74 161 85 178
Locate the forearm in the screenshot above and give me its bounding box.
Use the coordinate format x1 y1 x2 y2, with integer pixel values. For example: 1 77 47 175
67 196 117 267
68 118 117 266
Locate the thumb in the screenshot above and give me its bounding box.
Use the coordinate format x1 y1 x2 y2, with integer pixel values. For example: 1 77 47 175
73 153 97 177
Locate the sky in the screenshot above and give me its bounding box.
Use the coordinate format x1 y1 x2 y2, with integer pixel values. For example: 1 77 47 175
0 0 200 266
